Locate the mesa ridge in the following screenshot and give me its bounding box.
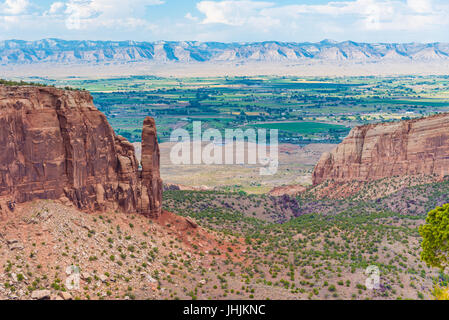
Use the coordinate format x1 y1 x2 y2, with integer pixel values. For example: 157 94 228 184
313 113 449 185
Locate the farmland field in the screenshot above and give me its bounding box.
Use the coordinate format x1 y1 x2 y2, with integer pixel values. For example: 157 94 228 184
252 121 349 135
25 75 449 145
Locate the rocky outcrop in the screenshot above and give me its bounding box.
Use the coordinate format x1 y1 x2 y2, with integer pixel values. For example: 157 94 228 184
268 185 307 197
313 113 449 185
140 117 162 218
0 85 162 217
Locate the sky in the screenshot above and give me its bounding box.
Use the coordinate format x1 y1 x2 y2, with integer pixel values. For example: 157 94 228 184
1 0 449 43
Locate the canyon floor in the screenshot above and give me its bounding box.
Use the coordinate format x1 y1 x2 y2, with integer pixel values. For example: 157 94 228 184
2 173 446 300
135 142 336 194
163 177 449 301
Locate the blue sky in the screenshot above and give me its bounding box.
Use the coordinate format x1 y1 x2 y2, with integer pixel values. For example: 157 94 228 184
1 0 449 42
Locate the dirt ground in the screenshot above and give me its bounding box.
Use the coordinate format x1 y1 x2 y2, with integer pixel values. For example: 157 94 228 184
134 142 336 194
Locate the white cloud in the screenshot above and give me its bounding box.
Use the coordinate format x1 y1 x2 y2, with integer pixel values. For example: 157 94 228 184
43 0 164 30
1 0 29 15
196 0 449 32
185 12 199 22
1 0 449 42
197 0 274 26
407 0 433 13
48 1 65 14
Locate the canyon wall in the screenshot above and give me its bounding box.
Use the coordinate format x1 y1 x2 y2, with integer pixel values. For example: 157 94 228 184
313 113 449 185
0 85 162 217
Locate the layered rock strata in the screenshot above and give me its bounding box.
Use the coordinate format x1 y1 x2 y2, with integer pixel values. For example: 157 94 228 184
0 85 162 217
313 113 449 185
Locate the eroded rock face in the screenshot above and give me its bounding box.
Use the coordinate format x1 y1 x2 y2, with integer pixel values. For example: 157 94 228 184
313 113 449 185
0 85 162 217
140 117 162 218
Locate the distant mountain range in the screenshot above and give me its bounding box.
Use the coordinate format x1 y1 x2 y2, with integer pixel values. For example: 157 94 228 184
1 39 449 65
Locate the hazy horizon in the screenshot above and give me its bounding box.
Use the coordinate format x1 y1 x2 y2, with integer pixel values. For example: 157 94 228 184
2 38 449 45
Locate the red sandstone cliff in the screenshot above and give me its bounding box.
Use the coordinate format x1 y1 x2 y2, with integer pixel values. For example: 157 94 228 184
140 117 162 218
0 85 162 217
313 113 449 185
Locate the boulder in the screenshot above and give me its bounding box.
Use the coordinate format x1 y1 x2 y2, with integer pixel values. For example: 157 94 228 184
59 292 73 300
31 289 51 300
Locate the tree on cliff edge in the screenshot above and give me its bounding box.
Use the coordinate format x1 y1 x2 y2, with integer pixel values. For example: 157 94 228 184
420 203 449 299
420 204 449 271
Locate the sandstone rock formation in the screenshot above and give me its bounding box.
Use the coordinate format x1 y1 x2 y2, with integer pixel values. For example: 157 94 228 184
0 85 162 217
140 117 162 218
313 113 449 185
268 185 307 197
